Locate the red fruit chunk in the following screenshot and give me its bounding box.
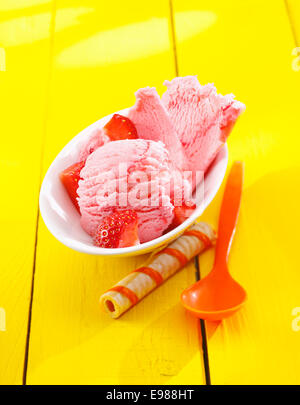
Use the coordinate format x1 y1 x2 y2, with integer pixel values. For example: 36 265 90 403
172 201 196 227
94 210 140 248
60 161 85 211
104 114 138 141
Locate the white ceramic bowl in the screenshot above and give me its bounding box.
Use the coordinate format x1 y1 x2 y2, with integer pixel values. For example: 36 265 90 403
39 108 228 256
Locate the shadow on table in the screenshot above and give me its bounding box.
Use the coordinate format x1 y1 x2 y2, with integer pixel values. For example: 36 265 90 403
118 302 203 384
203 166 300 341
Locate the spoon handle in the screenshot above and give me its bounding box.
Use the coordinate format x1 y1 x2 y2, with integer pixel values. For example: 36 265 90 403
214 161 244 266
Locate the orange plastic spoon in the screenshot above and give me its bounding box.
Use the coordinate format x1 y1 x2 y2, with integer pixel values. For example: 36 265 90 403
181 161 247 320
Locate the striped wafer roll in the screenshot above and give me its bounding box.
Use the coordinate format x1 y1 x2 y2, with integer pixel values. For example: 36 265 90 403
100 222 216 318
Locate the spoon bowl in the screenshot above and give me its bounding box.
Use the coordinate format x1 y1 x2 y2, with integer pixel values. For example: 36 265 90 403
181 269 247 320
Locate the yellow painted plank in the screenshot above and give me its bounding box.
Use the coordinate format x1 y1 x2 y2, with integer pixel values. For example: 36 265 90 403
173 0 300 384
286 0 300 45
0 0 54 384
26 0 205 384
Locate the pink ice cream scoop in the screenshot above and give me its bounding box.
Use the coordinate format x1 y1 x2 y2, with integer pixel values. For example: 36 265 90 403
128 87 186 171
77 139 176 243
161 76 245 174
78 127 110 161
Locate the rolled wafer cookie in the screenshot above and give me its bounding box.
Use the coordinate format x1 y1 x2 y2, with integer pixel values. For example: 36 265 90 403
100 222 216 318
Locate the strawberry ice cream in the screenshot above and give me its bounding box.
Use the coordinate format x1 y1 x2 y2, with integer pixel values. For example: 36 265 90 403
78 127 109 162
161 76 245 174
128 87 186 171
78 139 175 243
61 76 245 247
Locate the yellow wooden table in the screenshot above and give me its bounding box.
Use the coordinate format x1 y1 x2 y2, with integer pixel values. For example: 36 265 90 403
0 0 300 385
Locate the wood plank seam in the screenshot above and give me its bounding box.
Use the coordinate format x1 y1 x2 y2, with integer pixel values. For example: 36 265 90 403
22 0 58 386
169 0 179 76
284 0 300 46
169 0 211 385
195 257 211 385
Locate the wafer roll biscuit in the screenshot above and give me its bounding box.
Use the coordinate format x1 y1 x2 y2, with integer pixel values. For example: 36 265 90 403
100 222 216 318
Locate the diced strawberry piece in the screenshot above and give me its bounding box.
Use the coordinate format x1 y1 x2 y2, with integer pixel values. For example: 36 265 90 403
94 210 140 248
60 161 85 211
172 201 196 227
104 114 138 141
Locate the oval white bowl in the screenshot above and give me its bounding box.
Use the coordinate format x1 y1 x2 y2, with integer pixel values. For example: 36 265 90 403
39 108 228 256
